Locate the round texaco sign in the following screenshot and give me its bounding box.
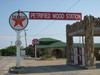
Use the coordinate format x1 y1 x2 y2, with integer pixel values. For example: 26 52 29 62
9 11 28 30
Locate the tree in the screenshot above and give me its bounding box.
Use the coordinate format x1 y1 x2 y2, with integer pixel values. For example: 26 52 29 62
0 46 16 56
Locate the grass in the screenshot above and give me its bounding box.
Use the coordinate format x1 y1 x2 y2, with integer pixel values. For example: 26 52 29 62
0 52 2 56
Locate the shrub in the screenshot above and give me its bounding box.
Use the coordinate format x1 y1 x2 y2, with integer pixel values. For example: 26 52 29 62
42 54 53 58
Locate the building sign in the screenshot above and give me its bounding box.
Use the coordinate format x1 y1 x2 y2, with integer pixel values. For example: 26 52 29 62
9 11 28 30
29 12 82 20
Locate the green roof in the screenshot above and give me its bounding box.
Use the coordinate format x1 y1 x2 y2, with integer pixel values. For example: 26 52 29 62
36 45 47 49
37 43 100 49
39 38 60 42
37 41 66 49
48 42 66 48
36 38 100 49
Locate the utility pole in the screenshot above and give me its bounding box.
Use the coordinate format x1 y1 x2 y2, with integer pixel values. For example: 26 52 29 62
11 41 13 50
24 29 28 55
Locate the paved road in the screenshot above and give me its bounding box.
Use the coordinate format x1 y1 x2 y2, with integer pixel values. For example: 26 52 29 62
0 56 100 75
0 56 5 60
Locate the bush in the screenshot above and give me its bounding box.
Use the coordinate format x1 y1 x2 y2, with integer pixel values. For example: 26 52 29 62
42 54 53 58
0 52 2 56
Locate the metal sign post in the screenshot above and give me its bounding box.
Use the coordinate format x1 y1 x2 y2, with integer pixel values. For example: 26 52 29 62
9 11 28 69
32 39 39 59
15 30 21 67
35 45 37 58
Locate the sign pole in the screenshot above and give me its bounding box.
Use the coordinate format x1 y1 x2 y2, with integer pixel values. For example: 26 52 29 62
35 45 37 58
9 11 28 73
16 30 21 68
32 39 39 59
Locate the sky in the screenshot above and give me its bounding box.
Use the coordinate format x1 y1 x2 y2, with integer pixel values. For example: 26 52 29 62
0 0 100 49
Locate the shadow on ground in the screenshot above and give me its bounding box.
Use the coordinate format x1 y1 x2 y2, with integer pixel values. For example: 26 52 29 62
25 65 84 74
5 64 84 75
96 63 100 69
5 63 100 75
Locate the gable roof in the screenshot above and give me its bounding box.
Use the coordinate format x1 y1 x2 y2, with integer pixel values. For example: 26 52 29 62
39 38 60 42
35 38 100 49
48 41 66 48
36 45 48 49
36 43 100 49
36 42 66 49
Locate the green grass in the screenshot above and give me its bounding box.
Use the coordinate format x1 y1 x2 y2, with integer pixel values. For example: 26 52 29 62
0 52 2 56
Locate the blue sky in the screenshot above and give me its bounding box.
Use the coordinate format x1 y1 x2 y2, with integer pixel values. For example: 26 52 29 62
0 0 100 49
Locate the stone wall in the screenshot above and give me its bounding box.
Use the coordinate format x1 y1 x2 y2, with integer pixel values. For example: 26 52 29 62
44 47 66 57
84 16 95 68
66 15 100 69
66 25 73 64
67 15 100 34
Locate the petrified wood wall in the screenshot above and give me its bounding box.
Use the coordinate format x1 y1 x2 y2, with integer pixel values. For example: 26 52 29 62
84 16 95 68
68 15 100 34
66 25 73 64
66 15 100 68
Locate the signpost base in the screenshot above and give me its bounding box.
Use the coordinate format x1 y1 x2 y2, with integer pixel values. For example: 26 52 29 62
9 66 28 74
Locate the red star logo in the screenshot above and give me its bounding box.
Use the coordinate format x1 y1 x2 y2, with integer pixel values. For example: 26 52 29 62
12 13 26 27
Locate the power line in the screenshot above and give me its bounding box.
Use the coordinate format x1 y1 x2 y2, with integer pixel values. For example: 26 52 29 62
51 0 65 11
32 0 63 37
66 0 80 12
33 21 56 37
32 0 81 37
28 31 65 37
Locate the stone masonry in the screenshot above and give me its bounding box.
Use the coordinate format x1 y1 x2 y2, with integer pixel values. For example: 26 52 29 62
66 15 100 69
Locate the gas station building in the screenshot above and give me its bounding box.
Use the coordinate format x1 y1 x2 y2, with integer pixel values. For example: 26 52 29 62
66 15 100 69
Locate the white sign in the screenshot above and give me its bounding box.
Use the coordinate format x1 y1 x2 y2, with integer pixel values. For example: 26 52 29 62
15 40 22 46
21 50 26 56
9 11 28 30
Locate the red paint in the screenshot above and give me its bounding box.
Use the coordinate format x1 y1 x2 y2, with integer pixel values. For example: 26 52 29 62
77 47 82 65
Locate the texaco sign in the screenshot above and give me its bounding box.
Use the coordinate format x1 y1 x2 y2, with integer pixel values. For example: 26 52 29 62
9 11 28 30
